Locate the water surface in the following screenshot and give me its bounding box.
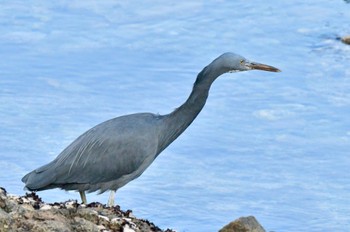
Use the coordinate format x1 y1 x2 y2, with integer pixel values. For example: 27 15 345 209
1 1 350 231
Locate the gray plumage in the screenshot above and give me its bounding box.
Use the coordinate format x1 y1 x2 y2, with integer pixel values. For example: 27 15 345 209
22 52 280 205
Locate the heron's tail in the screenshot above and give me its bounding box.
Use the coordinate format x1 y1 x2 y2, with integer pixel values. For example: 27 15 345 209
22 162 57 191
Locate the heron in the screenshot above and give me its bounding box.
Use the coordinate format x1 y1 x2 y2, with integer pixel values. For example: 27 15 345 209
22 52 280 206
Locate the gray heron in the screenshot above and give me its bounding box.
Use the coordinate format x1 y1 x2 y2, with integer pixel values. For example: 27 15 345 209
22 52 280 206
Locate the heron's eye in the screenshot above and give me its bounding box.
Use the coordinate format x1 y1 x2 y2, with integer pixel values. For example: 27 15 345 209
240 59 244 64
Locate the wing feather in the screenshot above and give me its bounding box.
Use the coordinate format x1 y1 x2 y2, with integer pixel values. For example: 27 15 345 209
51 113 160 185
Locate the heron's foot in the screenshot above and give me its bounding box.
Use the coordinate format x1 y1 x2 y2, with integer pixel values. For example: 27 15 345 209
107 190 116 207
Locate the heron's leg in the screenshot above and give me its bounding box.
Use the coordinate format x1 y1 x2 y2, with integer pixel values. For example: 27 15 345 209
107 190 115 207
79 191 87 204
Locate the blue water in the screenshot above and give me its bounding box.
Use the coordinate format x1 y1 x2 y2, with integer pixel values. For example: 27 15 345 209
1 1 350 231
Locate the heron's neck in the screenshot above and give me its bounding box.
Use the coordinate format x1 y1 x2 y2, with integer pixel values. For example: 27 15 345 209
157 64 225 153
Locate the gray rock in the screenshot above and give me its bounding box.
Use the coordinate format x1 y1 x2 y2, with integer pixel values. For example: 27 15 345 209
219 216 266 232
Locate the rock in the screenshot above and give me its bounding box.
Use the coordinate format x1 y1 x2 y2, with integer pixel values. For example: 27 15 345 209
40 204 52 210
71 216 101 231
219 216 266 232
0 187 174 232
341 35 350 45
1 187 268 232
65 200 78 209
124 224 137 232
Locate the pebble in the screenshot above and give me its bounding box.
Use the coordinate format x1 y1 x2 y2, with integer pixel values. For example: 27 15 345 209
98 215 110 222
40 204 52 210
128 221 137 230
97 225 107 231
7 194 19 200
90 210 99 215
111 217 123 224
127 212 136 219
21 198 32 204
65 200 77 209
52 205 61 209
0 187 7 195
21 203 35 211
123 224 136 232
79 204 87 208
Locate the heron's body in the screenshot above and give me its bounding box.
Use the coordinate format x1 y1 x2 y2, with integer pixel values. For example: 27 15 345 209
24 114 162 193
22 52 280 205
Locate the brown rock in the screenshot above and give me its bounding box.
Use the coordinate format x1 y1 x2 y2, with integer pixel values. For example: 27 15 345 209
219 216 266 232
341 35 350 45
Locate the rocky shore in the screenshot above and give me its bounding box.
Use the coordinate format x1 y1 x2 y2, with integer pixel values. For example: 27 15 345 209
0 187 266 232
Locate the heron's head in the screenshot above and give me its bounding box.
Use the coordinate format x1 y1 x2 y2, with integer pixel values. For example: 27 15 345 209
215 52 281 73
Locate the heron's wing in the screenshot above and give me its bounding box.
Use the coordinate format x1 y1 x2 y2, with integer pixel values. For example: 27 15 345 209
52 114 159 185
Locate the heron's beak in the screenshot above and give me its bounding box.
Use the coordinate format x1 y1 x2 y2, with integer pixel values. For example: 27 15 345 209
246 61 281 72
